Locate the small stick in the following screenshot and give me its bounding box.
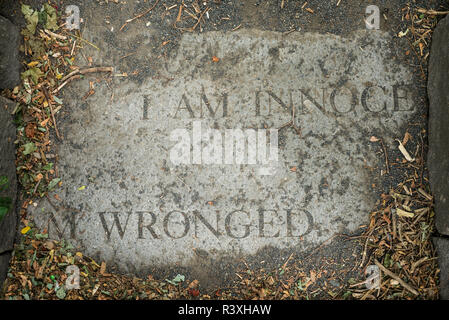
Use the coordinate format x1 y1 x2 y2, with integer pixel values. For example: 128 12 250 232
53 74 81 94
418 188 433 201
232 24 241 31
70 34 100 51
33 179 41 195
278 106 301 135
172 3 183 29
416 8 449 15
406 37 425 78
119 52 136 60
379 139 390 174
79 67 114 74
120 0 161 31
392 209 397 240
43 87 62 140
374 259 419 296
359 229 373 267
283 28 296 36
306 234 338 259
187 7 210 32
60 66 113 83
44 29 67 40
291 104 301 135
54 67 113 93
60 68 80 83
70 40 77 56
183 8 200 21
278 120 292 130
281 252 294 270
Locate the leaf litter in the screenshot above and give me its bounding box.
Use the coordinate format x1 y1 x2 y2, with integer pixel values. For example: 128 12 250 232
2 3 113 201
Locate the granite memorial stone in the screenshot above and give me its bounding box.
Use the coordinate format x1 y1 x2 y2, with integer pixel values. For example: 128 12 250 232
27 29 418 277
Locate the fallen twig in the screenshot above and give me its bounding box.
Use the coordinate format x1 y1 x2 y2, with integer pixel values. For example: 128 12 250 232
53 75 81 94
70 33 100 51
396 139 415 162
43 87 62 140
120 0 161 31
44 29 67 40
380 139 390 174
179 7 210 32
359 229 374 268
416 8 449 15
374 259 419 296
53 67 113 94
278 105 301 135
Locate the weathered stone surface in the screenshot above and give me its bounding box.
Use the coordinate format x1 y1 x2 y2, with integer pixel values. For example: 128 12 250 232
0 96 17 287
428 15 449 236
433 237 449 299
28 29 419 278
0 16 21 90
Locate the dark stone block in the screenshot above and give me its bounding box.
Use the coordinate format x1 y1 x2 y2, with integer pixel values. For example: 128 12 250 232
0 15 21 89
433 237 449 299
0 96 17 288
0 252 11 289
428 15 449 235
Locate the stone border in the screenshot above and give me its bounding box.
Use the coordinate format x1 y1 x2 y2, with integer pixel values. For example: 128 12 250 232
428 14 449 299
0 97 18 288
0 15 21 90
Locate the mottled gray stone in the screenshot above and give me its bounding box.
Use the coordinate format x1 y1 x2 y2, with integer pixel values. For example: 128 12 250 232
428 15 449 236
433 237 449 299
27 29 418 275
0 96 17 288
0 16 21 89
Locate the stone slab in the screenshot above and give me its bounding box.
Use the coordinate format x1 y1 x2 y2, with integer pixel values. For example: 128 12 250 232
433 237 449 299
0 16 21 90
28 29 418 275
428 15 449 236
0 96 18 287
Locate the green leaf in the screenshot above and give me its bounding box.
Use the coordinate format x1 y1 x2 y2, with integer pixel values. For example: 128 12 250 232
43 163 54 170
166 274 185 285
35 233 48 240
21 67 44 85
21 4 34 17
56 287 66 299
21 4 39 35
296 280 304 291
30 277 39 287
38 8 47 25
48 178 61 190
22 142 37 155
384 253 392 268
53 96 63 105
44 3 59 31
342 291 352 300
26 37 46 59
